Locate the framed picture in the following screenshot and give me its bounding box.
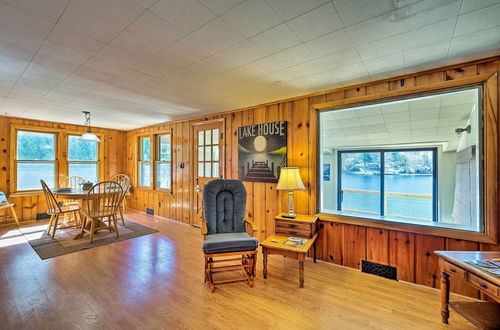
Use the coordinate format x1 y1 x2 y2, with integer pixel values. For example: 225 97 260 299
323 164 331 181
238 121 287 183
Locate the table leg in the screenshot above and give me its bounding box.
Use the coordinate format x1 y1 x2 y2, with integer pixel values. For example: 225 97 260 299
263 247 268 279
299 254 305 288
313 240 317 263
440 271 450 324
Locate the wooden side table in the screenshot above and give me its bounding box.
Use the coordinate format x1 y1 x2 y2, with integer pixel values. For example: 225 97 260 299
435 251 500 329
260 214 319 288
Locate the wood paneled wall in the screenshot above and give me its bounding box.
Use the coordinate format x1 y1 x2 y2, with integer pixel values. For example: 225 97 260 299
0 116 126 223
126 57 500 298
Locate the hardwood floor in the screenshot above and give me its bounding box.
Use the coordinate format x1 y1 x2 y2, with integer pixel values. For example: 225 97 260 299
0 210 476 329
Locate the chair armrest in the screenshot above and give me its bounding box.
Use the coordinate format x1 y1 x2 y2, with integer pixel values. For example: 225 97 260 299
201 219 208 237
245 220 258 237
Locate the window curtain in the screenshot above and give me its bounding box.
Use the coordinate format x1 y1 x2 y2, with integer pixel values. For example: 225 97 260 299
451 145 477 227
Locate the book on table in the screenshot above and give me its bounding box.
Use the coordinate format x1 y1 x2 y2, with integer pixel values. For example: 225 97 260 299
283 237 308 247
466 259 500 276
0 192 8 206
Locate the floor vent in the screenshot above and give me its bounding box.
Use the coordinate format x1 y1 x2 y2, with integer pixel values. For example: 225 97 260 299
36 213 51 220
146 208 154 215
361 260 397 280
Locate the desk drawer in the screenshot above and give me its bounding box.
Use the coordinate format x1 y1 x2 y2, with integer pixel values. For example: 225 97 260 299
468 273 497 297
275 226 310 237
442 260 466 280
275 220 310 231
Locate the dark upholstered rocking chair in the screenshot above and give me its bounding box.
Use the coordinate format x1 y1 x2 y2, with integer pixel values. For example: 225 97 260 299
201 179 258 292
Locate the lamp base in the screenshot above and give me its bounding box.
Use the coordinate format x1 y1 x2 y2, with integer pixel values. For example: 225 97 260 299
282 213 297 219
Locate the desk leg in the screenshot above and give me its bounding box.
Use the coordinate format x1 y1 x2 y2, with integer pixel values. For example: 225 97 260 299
440 271 450 324
298 254 305 288
263 247 268 279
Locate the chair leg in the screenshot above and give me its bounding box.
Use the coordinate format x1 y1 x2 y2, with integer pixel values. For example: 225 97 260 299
89 218 96 243
46 215 54 233
204 256 208 283
252 252 257 277
79 216 87 239
119 207 125 226
112 215 119 238
10 206 19 226
51 214 60 238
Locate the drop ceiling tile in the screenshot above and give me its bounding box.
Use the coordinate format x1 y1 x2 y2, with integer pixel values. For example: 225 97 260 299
330 63 369 84
266 0 329 21
251 23 301 55
404 39 451 68
399 0 461 33
401 17 456 50
359 115 384 125
222 0 282 38
95 45 144 68
363 52 404 76
333 110 357 120
125 12 186 47
287 3 343 42
441 91 477 106
47 24 106 56
388 129 410 138
2 0 70 23
337 117 361 128
355 106 381 117
348 13 400 46
385 121 411 130
409 97 441 110
333 0 394 26
56 3 123 43
265 59 326 82
109 31 167 59
71 0 145 28
411 119 438 129
149 0 216 34
381 102 409 114
306 29 354 57
270 44 317 69
198 0 244 15
383 111 410 123
363 124 387 134
0 40 37 77
319 48 362 70
357 35 402 61
460 0 500 13
439 104 473 119
0 2 54 50
284 71 338 90
411 128 436 137
132 0 157 9
410 108 440 120
448 26 500 59
454 3 500 36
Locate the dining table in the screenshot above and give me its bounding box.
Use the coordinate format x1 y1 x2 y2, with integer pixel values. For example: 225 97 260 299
51 187 120 239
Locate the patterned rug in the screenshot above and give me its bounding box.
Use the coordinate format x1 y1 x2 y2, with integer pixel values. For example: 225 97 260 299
20 220 158 260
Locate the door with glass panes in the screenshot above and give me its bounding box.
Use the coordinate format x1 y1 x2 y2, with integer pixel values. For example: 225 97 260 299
193 120 224 227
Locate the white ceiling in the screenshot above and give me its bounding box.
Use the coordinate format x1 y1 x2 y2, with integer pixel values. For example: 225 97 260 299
0 0 499 130
320 88 478 151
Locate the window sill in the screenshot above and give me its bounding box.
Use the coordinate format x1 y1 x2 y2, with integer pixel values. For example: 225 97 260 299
9 190 44 197
316 211 496 244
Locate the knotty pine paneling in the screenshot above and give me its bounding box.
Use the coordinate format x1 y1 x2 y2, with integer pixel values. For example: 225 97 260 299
0 116 126 224
125 57 500 298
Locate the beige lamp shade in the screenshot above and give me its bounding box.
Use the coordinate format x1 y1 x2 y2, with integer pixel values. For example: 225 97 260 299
276 167 305 191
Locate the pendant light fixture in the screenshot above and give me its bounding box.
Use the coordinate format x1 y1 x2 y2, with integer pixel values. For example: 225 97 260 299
79 111 101 142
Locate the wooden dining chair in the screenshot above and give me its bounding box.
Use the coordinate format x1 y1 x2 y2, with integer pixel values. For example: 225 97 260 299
114 176 130 226
80 181 123 243
58 176 85 226
41 180 82 238
110 174 131 217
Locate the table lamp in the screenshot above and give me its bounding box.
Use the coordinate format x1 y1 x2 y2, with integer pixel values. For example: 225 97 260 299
276 167 305 219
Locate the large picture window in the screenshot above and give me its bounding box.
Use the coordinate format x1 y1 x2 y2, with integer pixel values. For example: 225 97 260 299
320 87 483 232
16 130 56 190
68 135 98 182
338 149 436 221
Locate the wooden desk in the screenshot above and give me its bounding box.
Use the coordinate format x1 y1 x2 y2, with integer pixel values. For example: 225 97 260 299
261 233 318 288
435 251 500 329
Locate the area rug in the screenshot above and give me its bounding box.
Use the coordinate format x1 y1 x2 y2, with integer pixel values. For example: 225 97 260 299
20 220 158 260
